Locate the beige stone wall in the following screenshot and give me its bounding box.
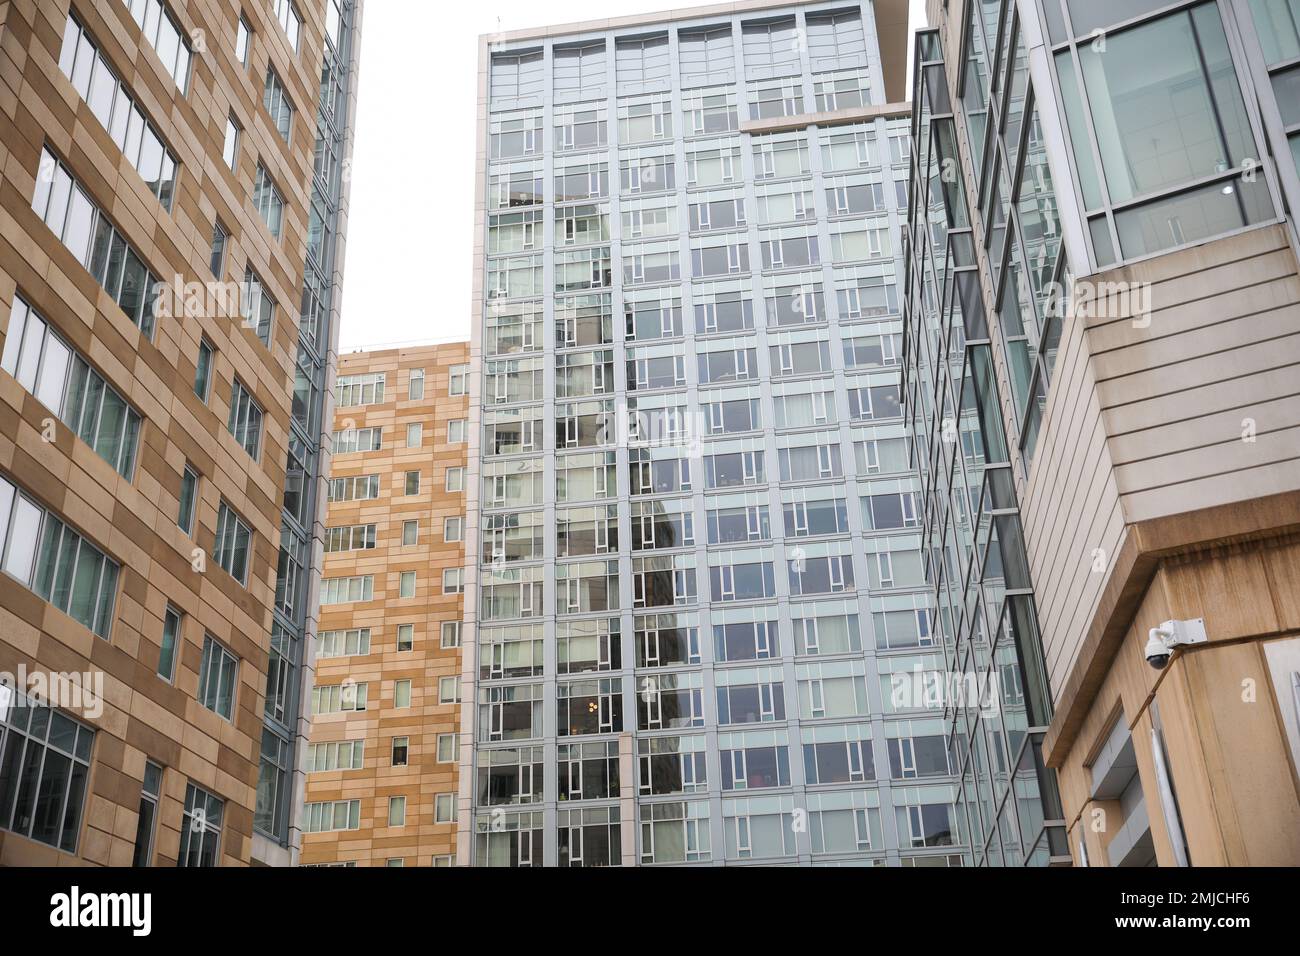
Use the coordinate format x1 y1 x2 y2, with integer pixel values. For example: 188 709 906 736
301 344 468 867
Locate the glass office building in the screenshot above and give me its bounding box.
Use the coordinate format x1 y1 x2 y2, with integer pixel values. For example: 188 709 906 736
459 0 982 866
902 0 1300 867
258 0 363 862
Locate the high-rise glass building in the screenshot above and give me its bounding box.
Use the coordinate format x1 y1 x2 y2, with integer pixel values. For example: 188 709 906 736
459 0 984 867
903 0 1300 867
0 0 360 866
260 0 363 867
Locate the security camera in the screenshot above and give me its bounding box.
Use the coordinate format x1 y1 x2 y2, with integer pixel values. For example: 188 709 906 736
1143 632 1172 670
1144 618 1208 670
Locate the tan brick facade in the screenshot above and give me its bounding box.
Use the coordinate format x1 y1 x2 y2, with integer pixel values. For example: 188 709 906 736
0 0 349 866
301 344 468 867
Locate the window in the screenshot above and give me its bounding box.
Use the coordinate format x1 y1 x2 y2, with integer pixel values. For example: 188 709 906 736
198 634 238 720
679 26 733 84
444 517 464 542
336 371 385 407
263 68 294 142
404 470 420 495
253 164 284 238
491 50 545 100
408 368 425 400
446 467 465 493
255 729 287 839
401 520 418 547
326 0 343 49
125 0 193 91
176 465 198 536
334 426 382 453
406 423 422 448
324 523 376 553
449 364 468 395
888 735 950 779
59 14 179 209
617 33 670 87
318 627 370 658
240 270 273 345
742 17 800 73
387 795 406 827
305 800 361 833
1055 3 1271 261
312 681 368 715
396 623 414 651
0 473 119 638
554 41 607 99
448 419 467 443
437 734 456 762
227 378 263 459
30 148 158 337
328 475 380 502
194 339 213 400
212 500 252 584
435 794 456 824
132 761 163 866
223 115 240 170
158 605 182 680
320 575 374 604
900 803 955 848
401 570 417 598
395 680 412 709
235 14 251 66
1 295 142 479
272 0 301 52
441 568 463 595
749 80 803 120
208 222 227 278
806 9 867 67
391 737 409 766
0 690 94 853
441 621 462 648
178 783 224 866
439 676 459 704
306 740 363 772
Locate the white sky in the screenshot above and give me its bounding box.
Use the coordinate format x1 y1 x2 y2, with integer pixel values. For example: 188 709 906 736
337 0 928 351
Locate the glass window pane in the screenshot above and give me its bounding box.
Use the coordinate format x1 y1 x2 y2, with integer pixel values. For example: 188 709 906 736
1250 0 1300 65
1076 8 1256 203
34 334 70 411
4 496 42 583
64 188 95 265
68 540 102 625
1054 52 1103 210
87 56 117 126
1114 176 1273 259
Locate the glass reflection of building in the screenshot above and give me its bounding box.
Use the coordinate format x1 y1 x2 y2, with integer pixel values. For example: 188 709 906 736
463 0 970 867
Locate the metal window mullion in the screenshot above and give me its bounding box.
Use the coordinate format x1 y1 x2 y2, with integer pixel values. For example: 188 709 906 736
1106 165 1269 214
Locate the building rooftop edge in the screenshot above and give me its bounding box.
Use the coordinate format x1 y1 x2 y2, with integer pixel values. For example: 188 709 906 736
478 0 910 102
